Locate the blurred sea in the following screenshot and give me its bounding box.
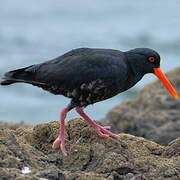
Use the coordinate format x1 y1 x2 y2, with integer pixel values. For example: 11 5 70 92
0 0 180 124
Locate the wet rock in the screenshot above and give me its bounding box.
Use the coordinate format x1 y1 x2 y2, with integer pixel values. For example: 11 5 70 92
105 67 180 145
0 118 180 179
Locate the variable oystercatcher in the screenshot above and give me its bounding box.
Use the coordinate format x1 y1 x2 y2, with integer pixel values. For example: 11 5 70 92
1 48 179 155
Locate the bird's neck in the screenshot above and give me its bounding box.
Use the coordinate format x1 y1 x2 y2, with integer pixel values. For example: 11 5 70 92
125 52 146 81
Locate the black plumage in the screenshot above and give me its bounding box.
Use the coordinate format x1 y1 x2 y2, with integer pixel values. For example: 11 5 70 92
1 48 160 109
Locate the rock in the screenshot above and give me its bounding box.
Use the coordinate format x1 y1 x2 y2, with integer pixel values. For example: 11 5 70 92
105 67 180 145
0 118 180 180
0 121 32 130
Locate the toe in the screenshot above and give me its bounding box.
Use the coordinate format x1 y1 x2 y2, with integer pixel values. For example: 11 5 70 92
60 144 68 156
96 129 109 138
112 134 119 138
99 128 119 138
52 138 61 149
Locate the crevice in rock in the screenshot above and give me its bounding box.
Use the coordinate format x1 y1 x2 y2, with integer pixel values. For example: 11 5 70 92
81 149 94 171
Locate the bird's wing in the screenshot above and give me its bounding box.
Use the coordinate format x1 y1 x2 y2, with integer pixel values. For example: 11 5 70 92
28 52 128 91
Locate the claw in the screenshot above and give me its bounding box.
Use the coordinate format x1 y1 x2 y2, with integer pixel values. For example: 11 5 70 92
60 143 68 156
52 136 68 156
52 138 61 149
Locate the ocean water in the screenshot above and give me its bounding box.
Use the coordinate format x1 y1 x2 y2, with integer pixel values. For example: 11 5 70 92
0 0 180 124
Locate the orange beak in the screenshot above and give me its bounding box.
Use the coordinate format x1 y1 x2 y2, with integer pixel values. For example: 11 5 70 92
153 68 179 99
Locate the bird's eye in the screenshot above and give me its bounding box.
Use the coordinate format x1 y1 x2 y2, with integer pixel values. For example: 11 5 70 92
148 57 156 62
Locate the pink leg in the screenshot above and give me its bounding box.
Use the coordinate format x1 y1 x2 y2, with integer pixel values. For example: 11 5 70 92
76 107 118 138
52 107 69 156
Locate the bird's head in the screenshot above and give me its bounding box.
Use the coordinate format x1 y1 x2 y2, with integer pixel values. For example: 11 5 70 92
126 48 179 99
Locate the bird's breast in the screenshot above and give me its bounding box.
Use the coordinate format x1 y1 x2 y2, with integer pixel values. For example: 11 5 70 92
64 79 120 106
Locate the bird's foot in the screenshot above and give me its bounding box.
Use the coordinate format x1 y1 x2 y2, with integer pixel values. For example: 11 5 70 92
94 124 119 138
52 136 68 156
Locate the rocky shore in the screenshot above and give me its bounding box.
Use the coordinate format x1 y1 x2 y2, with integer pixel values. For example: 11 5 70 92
104 67 180 145
0 67 180 180
0 118 180 180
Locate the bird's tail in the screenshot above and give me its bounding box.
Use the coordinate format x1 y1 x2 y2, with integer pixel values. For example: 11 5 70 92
1 65 47 87
1 66 34 85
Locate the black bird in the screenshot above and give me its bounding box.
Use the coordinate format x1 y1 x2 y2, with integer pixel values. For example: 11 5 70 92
1 48 179 155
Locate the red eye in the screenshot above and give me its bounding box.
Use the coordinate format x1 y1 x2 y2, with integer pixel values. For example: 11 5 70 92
148 57 156 62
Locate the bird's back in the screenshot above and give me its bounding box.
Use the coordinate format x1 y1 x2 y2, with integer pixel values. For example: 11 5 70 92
31 48 128 89
1 48 131 106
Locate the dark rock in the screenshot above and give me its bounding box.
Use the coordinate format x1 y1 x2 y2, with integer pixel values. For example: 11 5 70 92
105 67 180 145
0 118 180 180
